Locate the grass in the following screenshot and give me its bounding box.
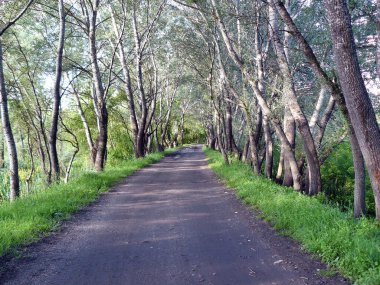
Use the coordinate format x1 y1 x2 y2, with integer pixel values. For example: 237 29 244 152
204 148 380 285
0 149 175 259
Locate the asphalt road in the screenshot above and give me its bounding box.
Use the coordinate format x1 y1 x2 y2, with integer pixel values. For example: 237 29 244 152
0 146 349 285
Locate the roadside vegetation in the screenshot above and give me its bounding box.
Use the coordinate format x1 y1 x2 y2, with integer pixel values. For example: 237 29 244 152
205 148 380 285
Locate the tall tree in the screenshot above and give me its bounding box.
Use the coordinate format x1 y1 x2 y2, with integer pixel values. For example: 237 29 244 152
324 0 380 219
49 0 66 181
0 0 34 200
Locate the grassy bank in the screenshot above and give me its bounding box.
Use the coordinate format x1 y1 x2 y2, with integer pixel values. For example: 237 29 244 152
204 148 380 285
0 150 174 258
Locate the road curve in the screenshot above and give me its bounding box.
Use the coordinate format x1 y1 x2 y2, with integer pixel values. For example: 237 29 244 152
0 145 349 285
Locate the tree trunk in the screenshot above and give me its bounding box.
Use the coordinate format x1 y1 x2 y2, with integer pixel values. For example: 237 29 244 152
325 0 380 218
133 10 148 158
49 0 65 182
180 111 185 145
314 96 336 149
208 125 216 150
110 8 139 157
0 41 19 200
65 148 79 184
282 107 295 187
0 132 4 168
73 89 95 163
94 105 108 171
276 148 284 183
160 87 177 148
225 95 234 153
263 116 273 178
88 2 108 171
309 87 326 134
377 0 380 80
269 3 321 195
211 0 301 190
26 129 34 193
245 107 260 174
274 0 365 206
216 110 229 165
350 133 366 217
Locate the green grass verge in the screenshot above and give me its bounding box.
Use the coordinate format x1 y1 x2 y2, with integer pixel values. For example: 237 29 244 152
0 149 176 258
204 148 380 285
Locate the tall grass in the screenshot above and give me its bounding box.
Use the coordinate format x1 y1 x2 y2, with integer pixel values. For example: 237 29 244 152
204 148 380 285
0 150 172 258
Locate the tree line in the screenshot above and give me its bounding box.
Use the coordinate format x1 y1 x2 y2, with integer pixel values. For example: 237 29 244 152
172 0 380 219
0 0 204 201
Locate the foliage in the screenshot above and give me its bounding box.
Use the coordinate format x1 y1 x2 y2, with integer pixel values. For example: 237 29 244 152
320 142 375 216
205 148 380 284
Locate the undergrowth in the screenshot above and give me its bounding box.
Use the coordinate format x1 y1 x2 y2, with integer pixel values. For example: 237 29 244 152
0 150 174 258
204 148 380 285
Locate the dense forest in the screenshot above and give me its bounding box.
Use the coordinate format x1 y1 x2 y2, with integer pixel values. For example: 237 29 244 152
1 0 379 218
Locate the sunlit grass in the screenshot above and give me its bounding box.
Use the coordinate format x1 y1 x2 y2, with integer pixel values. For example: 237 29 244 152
0 149 175 258
204 148 380 285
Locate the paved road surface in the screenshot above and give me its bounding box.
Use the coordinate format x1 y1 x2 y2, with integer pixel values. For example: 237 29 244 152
0 146 349 285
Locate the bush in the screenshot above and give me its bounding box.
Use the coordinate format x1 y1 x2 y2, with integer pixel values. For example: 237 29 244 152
320 142 375 216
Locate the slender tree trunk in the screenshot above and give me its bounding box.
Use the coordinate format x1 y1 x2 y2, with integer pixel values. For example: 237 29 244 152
180 111 185 145
73 89 95 163
65 148 79 184
242 139 249 162
245 107 260 174
377 0 380 80
88 2 108 171
225 95 234 153
314 96 336 149
282 107 295 186
26 129 34 193
50 0 65 182
0 132 4 168
309 87 326 134
263 116 273 178
94 105 108 171
216 109 229 165
350 133 366 217
132 11 148 158
208 125 216 150
274 0 366 207
269 4 321 194
276 148 284 182
160 88 177 148
211 0 301 190
325 0 380 218
110 8 139 157
0 41 19 200
254 12 272 177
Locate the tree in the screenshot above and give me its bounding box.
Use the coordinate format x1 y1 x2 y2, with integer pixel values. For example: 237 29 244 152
0 0 34 200
49 0 66 182
324 0 380 219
